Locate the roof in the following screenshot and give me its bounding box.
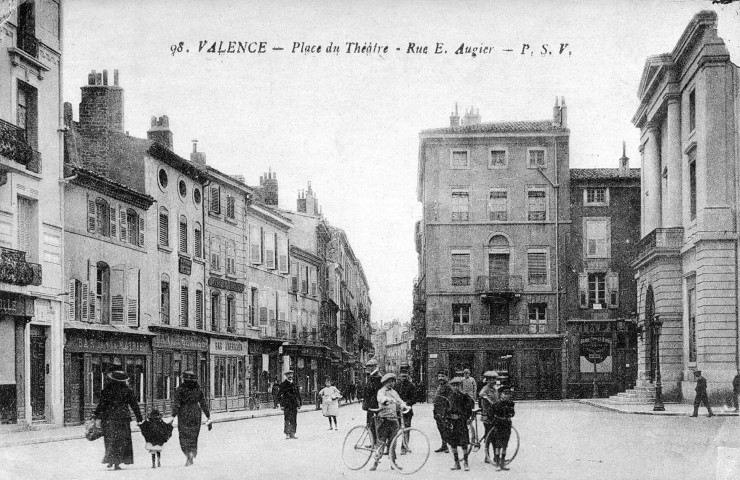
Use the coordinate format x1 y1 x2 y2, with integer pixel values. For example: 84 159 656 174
570 168 641 181
421 120 569 135
70 166 155 210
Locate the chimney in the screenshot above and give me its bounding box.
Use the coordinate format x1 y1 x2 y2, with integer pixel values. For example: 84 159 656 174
619 141 629 176
560 96 567 128
552 96 561 126
297 189 307 213
78 68 124 132
449 102 460 127
257 168 279 206
147 115 173 150
305 181 318 216
190 139 206 165
461 106 481 126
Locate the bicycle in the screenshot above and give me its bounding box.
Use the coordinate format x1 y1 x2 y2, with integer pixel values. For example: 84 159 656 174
342 407 430 474
469 404 520 467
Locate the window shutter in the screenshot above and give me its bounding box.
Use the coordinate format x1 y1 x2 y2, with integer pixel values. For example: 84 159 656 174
87 195 96 232
527 252 547 284
68 279 77 321
608 272 619 308
111 265 125 324
80 281 89 322
179 219 187 253
109 205 117 238
227 196 235 219
138 215 144 247
119 206 127 243
194 227 201 258
260 227 264 264
210 185 221 214
127 267 139 326
291 276 298 292
266 232 275 270
159 212 168 246
578 273 588 308
180 285 188 327
195 289 203 329
88 262 98 323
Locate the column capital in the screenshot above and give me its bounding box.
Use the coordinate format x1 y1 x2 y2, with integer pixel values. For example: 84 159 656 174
645 121 660 134
665 92 681 105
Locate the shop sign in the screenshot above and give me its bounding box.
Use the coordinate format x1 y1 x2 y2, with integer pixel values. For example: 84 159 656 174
66 334 149 354
178 256 192 275
207 276 245 293
209 337 248 356
0 292 33 317
580 336 611 364
152 331 208 351
572 322 613 334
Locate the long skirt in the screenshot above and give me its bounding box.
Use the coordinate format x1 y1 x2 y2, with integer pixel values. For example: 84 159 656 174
179 421 202 457
446 418 469 448
101 419 134 465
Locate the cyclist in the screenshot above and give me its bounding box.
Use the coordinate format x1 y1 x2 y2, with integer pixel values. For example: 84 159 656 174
490 385 515 470
478 370 500 464
445 377 475 471
369 373 409 471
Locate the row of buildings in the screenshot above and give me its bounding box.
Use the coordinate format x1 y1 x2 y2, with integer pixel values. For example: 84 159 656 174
370 320 412 375
413 11 738 403
0 2 372 427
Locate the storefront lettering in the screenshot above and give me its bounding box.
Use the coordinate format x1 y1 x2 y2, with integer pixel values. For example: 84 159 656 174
210 338 247 356
207 276 245 293
0 292 32 316
66 335 147 353
152 332 208 351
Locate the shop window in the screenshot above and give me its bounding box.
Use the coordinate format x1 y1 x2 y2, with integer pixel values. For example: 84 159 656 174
155 352 172 400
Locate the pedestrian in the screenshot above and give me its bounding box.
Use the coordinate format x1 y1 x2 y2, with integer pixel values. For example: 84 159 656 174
732 372 740 413
139 408 173 469
433 370 452 453
461 368 477 403
369 373 410 471
93 369 143 471
278 370 302 439
171 370 212 466
490 385 515 470
444 377 475 471
691 370 714 417
362 358 383 446
272 380 280 408
395 364 417 452
478 371 501 464
319 377 341 430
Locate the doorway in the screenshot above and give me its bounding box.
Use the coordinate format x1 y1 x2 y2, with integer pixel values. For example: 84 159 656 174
30 328 46 420
448 352 475 377
68 354 85 424
645 286 656 383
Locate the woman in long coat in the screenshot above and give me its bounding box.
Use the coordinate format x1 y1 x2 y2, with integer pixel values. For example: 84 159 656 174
93 370 143 470
171 370 211 466
318 378 341 430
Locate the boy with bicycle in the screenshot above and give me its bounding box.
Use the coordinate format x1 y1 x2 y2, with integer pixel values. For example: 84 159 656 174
478 371 500 465
369 373 410 471
490 385 515 470
445 377 475 471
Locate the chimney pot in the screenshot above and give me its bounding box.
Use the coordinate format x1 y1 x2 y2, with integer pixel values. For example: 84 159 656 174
114 69 119 86
102 69 108 86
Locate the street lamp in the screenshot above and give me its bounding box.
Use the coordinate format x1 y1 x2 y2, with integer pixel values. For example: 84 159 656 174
652 315 665 412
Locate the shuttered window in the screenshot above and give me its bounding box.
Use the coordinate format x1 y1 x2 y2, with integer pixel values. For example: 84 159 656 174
110 205 117 238
488 190 507 221
127 267 140 325
528 190 546 221
195 287 203 329
250 226 262 264
588 272 606 307
127 209 139 246
96 199 110 236
451 253 470 286
160 275 170 324
159 208 169 246
194 223 202 258
96 262 110 324
227 295 236 333
17 196 35 260
211 292 220 332
179 216 188 254
607 272 620 308
111 266 125 323
527 252 547 285
210 236 221 271
451 191 469 221
226 241 236 275
180 284 189 327
226 195 235 219
87 196 96 233
119 206 127 243
210 185 221 214
265 232 275 269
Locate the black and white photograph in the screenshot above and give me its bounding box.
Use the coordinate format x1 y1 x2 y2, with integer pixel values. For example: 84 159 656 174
0 0 739 478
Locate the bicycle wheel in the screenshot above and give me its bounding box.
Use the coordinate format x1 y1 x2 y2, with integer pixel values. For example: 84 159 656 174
483 425 520 466
342 425 374 470
390 427 430 475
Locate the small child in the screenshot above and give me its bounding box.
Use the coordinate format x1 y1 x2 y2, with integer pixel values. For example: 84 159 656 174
140 409 173 468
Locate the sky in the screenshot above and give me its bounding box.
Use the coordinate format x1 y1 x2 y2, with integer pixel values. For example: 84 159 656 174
61 0 738 324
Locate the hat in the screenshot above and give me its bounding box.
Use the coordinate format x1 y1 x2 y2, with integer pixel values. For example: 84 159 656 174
694 370 702 375
437 370 448 377
483 370 499 379
183 370 197 381
284 370 294 376
449 377 463 385
400 364 410 372
107 370 129 382
463 368 471 374
381 373 397 384
365 358 378 367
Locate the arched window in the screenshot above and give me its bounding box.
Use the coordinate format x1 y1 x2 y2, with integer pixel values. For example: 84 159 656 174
159 207 169 247
179 215 188 254
96 262 110 324
227 295 236 333
193 222 202 258
211 291 220 332
488 234 509 247
180 278 189 327
195 283 203 329
95 198 110 237
160 273 170 324
127 208 142 246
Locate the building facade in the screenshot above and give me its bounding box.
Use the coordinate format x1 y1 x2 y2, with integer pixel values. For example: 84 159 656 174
632 10 740 402
417 103 570 399
0 0 64 426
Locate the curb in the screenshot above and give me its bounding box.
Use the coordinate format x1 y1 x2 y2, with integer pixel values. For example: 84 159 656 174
578 399 739 417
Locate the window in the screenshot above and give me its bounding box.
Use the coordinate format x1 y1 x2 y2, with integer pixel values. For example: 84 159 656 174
528 148 546 168
226 195 235 219
179 216 188 254
688 277 696 363
17 81 38 148
210 236 221 271
451 191 469 221
452 304 470 324
211 292 220 332
158 169 168 189
193 188 202 206
227 295 236 333
210 184 221 214
96 262 110 324
17 196 38 261
159 207 169 247
178 179 187 198
160 274 170 324
195 286 203 329
488 190 508 221
689 149 697 221
689 89 696 133
585 219 609 258
250 225 263 264
180 282 189 327
451 150 469 168
249 287 258 326
451 252 470 286
528 304 547 333
226 241 236 275
588 272 606 307
527 251 547 285
127 209 142 246
527 189 546 221
95 198 110 237
154 352 172 400
585 187 607 205
490 149 507 168
194 223 202 258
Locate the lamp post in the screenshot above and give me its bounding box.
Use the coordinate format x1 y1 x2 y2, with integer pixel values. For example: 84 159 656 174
652 315 665 411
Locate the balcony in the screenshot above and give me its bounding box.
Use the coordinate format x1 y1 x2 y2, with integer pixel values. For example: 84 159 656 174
0 119 40 173
451 323 529 335
17 32 39 58
475 275 523 297
633 227 683 267
0 247 42 287
299 329 318 345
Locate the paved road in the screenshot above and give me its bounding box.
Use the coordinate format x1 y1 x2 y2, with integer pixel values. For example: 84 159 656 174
0 402 738 479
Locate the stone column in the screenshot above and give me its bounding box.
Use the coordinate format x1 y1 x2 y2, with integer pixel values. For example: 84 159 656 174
663 97 683 228
641 122 662 236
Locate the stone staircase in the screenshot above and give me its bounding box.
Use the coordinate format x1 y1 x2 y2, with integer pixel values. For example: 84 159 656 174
602 384 656 405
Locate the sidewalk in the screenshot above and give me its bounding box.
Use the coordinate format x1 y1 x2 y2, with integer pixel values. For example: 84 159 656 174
580 398 740 417
0 401 358 449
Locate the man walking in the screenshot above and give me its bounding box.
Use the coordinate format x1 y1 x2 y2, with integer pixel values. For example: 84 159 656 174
461 369 477 403
278 370 302 439
362 358 383 445
433 370 452 453
691 370 713 417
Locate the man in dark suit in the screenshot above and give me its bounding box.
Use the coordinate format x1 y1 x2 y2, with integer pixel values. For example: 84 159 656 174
433 370 452 453
362 358 383 445
278 370 302 438
395 364 417 453
691 370 713 417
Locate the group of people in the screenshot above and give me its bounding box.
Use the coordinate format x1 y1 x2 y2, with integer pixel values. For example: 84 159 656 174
92 369 211 470
433 368 515 472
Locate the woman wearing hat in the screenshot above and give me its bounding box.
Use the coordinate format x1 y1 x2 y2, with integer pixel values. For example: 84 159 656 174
171 370 211 466
93 370 143 470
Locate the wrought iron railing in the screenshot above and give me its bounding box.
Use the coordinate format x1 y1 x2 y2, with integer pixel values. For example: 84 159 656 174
636 227 683 260
475 275 524 294
0 246 42 286
451 323 529 335
17 32 39 57
0 119 35 169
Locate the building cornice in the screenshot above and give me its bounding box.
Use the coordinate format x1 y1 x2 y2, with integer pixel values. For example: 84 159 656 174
71 167 155 210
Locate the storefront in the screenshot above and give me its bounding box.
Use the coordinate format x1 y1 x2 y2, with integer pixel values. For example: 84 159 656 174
283 344 326 405
63 325 153 425
0 293 35 424
248 339 281 399
209 336 249 412
149 326 209 415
